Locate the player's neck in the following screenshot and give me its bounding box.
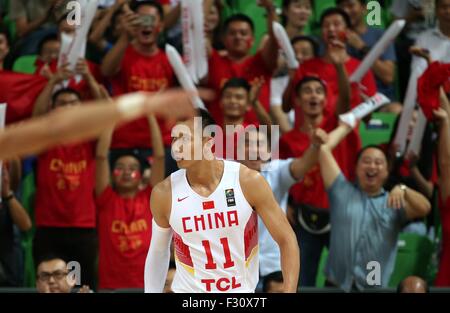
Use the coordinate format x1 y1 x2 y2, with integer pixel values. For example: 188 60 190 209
185 159 225 194
227 51 249 63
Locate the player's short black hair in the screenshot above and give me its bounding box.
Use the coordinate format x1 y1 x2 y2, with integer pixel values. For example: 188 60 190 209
38 33 59 56
291 35 319 58
320 7 352 28
130 0 164 19
356 144 388 163
221 77 251 94
51 88 82 106
295 76 327 95
196 108 217 130
223 14 255 33
262 271 283 292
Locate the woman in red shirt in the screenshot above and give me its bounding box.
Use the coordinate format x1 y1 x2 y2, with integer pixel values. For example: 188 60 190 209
95 111 165 290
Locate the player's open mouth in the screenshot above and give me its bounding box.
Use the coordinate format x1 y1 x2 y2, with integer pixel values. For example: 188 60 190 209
365 172 378 180
141 30 152 37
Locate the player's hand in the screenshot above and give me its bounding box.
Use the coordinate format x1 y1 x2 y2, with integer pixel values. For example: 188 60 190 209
388 185 405 210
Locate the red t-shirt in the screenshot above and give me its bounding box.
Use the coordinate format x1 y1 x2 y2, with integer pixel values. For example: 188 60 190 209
207 49 273 125
279 115 360 209
96 185 153 290
110 46 175 148
292 57 377 127
436 195 450 286
35 142 96 228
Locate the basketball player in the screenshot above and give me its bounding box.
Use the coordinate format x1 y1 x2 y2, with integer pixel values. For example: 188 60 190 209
0 89 197 160
144 110 300 293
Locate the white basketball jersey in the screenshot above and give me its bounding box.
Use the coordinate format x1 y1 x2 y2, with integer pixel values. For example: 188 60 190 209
169 160 259 293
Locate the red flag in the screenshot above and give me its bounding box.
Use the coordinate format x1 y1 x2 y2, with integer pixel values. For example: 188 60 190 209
417 61 450 121
0 71 48 124
202 201 215 210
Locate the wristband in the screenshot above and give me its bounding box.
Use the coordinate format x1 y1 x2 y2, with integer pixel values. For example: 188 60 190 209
116 92 148 120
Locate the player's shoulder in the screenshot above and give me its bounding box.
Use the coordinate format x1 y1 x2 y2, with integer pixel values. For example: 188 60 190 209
151 176 172 201
238 163 266 187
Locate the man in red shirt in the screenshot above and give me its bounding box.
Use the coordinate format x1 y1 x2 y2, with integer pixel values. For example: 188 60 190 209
216 77 272 160
31 64 103 288
279 39 361 286
282 7 377 124
204 0 279 126
101 0 177 175
95 112 165 290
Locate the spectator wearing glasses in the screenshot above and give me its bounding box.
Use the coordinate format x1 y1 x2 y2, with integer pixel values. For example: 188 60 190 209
36 255 91 293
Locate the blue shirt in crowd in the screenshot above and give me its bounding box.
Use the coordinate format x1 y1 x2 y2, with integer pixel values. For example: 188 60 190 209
325 174 408 292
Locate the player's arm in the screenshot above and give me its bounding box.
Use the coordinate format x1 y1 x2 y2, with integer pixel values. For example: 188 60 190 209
240 166 299 292
148 114 165 187
144 178 173 293
0 90 196 161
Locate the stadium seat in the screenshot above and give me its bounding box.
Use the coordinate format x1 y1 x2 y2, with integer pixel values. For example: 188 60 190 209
12 55 37 74
359 112 397 147
388 233 434 287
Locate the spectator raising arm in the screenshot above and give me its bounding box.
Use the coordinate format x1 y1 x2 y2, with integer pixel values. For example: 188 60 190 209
435 105 450 202
328 40 351 115
2 163 32 231
32 63 74 117
258 0 279 74
147 114 165 187
100 8 138 77
318 122 355 189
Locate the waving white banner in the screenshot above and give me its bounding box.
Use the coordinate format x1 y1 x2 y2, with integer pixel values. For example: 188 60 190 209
350 20 405 83
339 93 390 128
405 108 427 157
58 0 98 84
273 22 299 70
181 0 207 84
166 44 206 110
